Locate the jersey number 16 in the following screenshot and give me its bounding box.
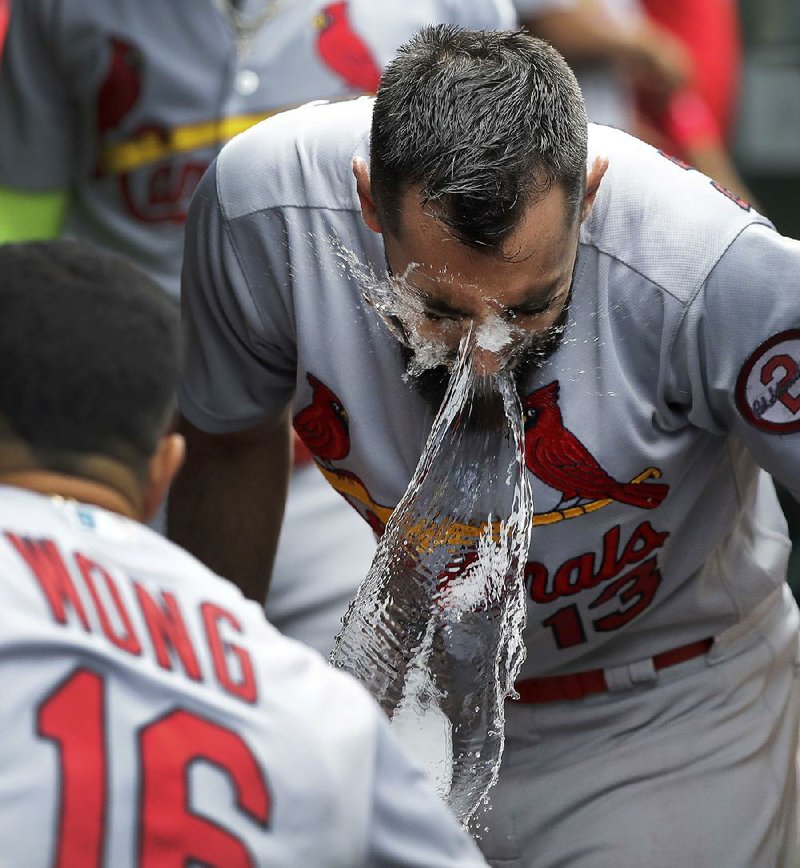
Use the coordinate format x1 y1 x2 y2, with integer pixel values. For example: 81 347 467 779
38 667 271 867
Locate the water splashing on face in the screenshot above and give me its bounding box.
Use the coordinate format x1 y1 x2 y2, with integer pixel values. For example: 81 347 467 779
330 328 534 828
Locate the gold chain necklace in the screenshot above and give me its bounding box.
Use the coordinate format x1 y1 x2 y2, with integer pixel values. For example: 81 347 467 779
211 0 282 57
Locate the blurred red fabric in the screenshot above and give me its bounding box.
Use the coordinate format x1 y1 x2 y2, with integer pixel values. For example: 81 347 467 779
0 0 10 60
640 0 741 154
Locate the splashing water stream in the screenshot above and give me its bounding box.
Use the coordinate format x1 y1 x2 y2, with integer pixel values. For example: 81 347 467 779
330 326 534 826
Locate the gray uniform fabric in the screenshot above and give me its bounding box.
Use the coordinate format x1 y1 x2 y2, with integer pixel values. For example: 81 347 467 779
179 97 800 862
0 486 488 866
0 0 515 299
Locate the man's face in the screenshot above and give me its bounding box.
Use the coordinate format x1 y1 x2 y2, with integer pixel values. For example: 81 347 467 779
380 183 580 404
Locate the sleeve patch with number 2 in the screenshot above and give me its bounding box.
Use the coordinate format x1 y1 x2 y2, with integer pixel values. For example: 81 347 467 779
735 329 800 434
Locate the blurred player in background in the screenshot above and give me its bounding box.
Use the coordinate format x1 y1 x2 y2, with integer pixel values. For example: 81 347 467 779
515 0 756 205
0 239 489 867
513 0 690 132
636 0 756 205
0 0 516 655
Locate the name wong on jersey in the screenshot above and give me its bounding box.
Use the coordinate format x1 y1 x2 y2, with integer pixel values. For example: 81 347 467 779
6 532 257 705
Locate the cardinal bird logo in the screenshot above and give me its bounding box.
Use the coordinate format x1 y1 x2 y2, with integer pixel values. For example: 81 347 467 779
314 2 382 93
293 373 351 462
97 37 143 135
523 381 669 510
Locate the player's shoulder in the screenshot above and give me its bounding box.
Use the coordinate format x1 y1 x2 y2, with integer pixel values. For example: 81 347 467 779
259 629 381 725
0 485 246 610
0 487 379 723
582 124 773 303
215 97 373 222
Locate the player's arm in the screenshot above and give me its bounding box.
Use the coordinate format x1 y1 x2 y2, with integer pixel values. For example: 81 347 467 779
169 410 291 603
517 0 690 99
171 159 298 602
668 222 800 501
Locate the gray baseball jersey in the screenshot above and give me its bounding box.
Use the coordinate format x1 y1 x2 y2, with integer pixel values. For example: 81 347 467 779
179 97 800 682
0 485 487 866
0 0 515 300
179 96 800 865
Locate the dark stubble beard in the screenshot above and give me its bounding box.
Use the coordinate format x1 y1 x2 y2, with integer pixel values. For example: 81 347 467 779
399 290 572 413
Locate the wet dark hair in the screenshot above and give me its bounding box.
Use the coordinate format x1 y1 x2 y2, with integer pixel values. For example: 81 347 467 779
370 25 588 252
0 240 182 478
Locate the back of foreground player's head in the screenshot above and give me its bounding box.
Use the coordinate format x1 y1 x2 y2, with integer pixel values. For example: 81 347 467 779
0 240 183 515
369 25 589 253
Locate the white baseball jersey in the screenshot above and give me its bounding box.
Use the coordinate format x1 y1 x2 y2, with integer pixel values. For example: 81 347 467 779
0 485 487 866
0 0 515 300
179 97 800 685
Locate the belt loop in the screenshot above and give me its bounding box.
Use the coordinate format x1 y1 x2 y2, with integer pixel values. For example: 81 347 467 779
603 657 657 692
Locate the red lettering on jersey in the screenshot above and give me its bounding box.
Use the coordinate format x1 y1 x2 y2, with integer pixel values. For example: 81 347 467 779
73 553 142 656
435 550 480 598
200 603 257 705
526 521 670 604
148 161 206 208
42 668 271 864
120 154 208 224
6 534 90 630
552 552 598 598
38 670 106 868
588 556 662 632
530 523 670 650
134 583 202 682
139 710 270 865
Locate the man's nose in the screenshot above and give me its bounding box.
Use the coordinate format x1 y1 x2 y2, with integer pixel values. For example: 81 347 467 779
470 344 506 376
468 314 515 376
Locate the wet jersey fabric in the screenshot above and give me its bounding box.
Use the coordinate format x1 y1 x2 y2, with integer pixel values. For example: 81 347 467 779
179 98 800 681
0 485 487 866
0 0 515 300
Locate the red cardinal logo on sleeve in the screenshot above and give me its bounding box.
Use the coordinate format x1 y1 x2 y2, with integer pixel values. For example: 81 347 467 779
314 2 381 93
293 373 351 462
523 381 669 510
97 37 143 135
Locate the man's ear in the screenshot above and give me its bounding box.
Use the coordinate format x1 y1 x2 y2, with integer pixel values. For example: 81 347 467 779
141 432 185 524
353 157 382 234
581 156 609 222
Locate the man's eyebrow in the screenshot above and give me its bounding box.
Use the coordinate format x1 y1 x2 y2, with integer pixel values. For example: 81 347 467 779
420 295 469 316
418 275 566 316
507 278 564 311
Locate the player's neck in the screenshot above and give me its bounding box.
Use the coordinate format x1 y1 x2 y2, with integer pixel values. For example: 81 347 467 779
0 470 142 520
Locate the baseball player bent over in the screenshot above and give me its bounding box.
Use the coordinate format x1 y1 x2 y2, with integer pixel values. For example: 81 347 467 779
172 26 800 867
0 240 488 867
